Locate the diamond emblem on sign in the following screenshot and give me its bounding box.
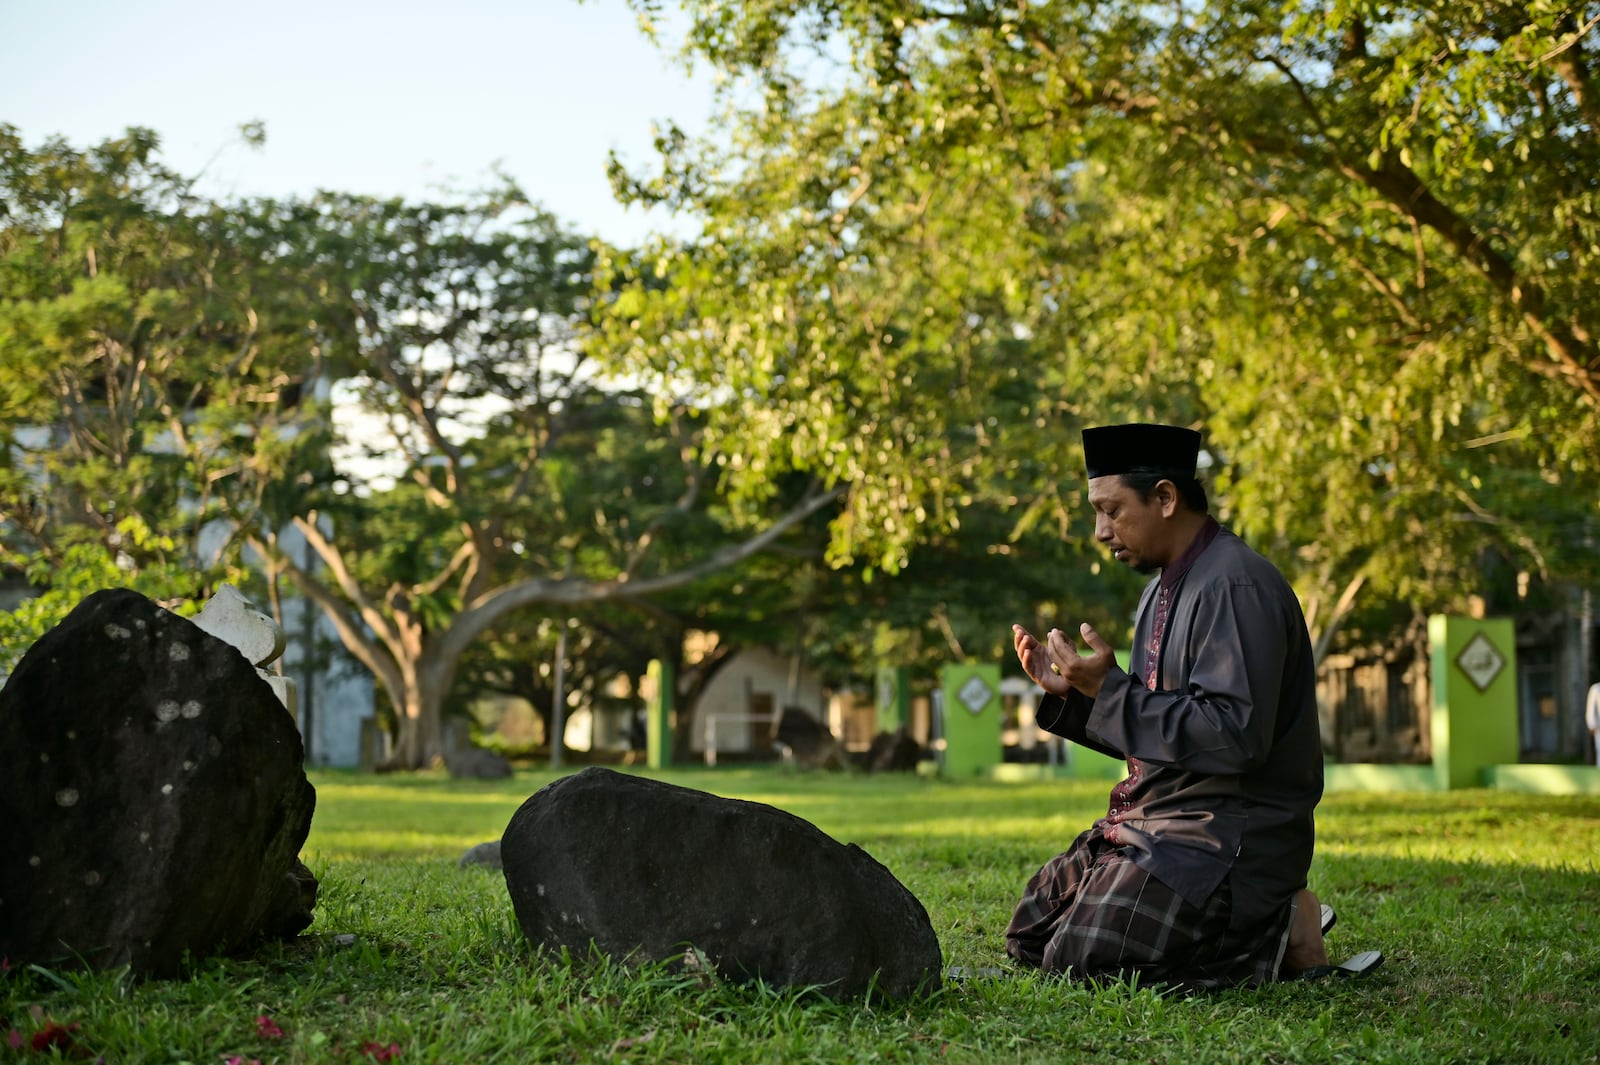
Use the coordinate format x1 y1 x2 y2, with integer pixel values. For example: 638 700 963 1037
1454 631 1506 693
957 675 993 715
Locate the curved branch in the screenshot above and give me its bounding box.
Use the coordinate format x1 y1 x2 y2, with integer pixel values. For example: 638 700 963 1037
436 485 844 663
247 532 404 706
1240 120 1599 403
417 536 477 598
290 512 408 668
1341 154 1599 403
1546 14 1600 138
1312 569 1368 665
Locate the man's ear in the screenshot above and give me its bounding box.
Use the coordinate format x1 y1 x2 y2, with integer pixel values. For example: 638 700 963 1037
1156 479 1179 516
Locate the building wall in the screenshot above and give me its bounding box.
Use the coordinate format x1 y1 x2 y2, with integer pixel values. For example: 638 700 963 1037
279 617 375 768
270 520 376 769
688 646 828 755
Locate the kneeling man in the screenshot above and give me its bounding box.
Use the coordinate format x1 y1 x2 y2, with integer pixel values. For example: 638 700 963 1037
1008 423 1375 988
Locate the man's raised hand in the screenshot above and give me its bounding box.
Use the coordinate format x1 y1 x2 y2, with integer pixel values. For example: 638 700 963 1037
1012 624 1069 696
1045 622 1116 698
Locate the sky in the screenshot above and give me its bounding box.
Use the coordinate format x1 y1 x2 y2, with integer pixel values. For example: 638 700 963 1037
0 0 717 246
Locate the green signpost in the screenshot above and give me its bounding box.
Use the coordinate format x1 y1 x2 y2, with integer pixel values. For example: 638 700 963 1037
1429 615 1519 790
875 665 909 734
939 663 1002 777
646 658 675 770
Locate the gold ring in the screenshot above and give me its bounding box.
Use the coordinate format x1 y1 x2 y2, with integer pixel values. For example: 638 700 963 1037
1050 663 1061 676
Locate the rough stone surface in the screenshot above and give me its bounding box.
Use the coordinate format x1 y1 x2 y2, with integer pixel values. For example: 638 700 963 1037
501 766 942 999
444 746 513 780
865 728 923 773
0 588 318 976
774 707 847 770
458 839 504 870
259 858 321 940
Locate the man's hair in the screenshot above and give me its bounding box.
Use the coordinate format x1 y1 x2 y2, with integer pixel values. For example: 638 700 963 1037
1120 467 1209 514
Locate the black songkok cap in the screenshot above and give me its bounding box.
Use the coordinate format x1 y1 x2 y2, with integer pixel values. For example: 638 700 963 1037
1081 423 1202 479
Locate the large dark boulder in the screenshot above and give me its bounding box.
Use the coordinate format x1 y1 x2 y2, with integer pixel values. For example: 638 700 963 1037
773 707 846 770
444 746 513 780
500 766 942 999
0 588 317 976
865 728 923 773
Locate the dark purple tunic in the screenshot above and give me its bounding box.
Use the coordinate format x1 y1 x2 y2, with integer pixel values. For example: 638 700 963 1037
1034 524 1323 930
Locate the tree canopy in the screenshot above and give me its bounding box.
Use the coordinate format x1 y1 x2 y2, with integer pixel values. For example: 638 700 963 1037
233 185 839 768
0 125 317 665
605 0 1600 650
8 0 1599 763
0 130 838 767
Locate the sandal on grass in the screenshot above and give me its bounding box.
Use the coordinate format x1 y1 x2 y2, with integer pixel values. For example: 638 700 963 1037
945 965 1009 982
1290 949 1384 982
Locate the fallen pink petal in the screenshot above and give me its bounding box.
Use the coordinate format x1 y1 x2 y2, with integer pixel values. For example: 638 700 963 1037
359 1040 402 1061
254 1016 285 1039
30 1022 79 1053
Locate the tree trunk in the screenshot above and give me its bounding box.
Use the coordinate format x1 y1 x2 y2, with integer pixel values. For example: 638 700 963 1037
387 651 451 770
271 488 842 773
1311 571 1368 666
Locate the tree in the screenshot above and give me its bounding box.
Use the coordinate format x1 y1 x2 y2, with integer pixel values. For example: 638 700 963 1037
0 125 320 663
443 395 840 761
239 186 841 768
604 0 1600 653
1 130 843 769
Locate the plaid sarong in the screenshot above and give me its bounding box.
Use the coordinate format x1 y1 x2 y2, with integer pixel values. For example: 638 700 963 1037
1004 827 1292 990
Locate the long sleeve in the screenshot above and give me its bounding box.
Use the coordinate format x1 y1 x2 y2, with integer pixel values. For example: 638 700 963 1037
1034 689 1124 759
1042 525 1322 930
1086 572 1300 776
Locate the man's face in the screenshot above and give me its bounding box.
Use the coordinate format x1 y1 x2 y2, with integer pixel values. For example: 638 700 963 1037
1087 476 1171 573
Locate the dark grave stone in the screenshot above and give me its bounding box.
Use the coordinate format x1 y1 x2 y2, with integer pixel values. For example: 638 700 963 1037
0 588 317 976
444 746 513 780
458 839 504 870
865 728 923 773
774 706 846 770
500 766 942 999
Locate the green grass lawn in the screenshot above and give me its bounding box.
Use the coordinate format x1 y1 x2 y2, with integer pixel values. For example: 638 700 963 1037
5 766 1600 1063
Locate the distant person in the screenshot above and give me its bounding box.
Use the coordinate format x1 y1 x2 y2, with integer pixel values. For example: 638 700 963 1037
1587 681 1600 768
1006 423 1379 989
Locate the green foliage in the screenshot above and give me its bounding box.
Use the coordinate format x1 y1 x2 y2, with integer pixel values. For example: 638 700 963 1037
4 768 1598 1063
444 397 831 746
0 125 322 654
231 184 615 764
0 127 852 771
0 516 236 673
230 180 851 768
605 0 1600 653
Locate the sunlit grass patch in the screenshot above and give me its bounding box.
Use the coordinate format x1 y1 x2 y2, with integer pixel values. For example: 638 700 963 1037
5 768 1599 1063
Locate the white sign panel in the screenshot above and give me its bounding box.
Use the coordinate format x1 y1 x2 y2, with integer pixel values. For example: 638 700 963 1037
957 675 993 715
1455 631 1506 693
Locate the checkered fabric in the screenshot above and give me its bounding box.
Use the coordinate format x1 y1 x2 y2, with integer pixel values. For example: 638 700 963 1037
1004 827 1292 990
